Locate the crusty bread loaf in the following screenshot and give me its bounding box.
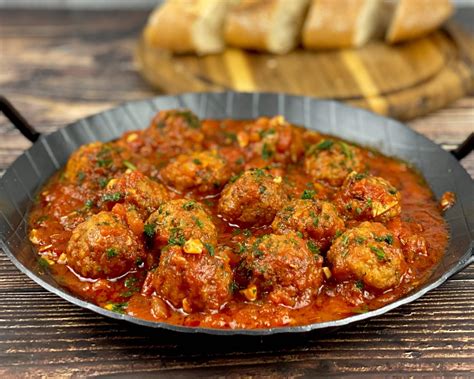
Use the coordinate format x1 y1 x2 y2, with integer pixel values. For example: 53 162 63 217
302 0 383 49
385 0 453 43
144 0 232 55
224 0 310 54
143 0 453 55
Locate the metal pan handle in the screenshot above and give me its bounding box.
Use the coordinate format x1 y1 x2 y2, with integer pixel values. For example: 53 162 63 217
0 96 41 142
449 132 474 274
450 132 474 161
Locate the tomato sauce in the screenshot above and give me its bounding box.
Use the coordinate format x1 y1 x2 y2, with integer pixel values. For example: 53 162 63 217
28 112 449 329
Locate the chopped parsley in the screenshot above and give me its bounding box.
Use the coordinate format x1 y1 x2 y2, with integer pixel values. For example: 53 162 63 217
204 243 215 256
355 236 365 245
375 234 393 245
301 189 316 200
97 157 112 168
124 276 138 288
236 243 246 254
222 131 237 143
84 199 94 210
193 216 204 229
76 171 86 184
38 257 50 270
242 229 252 237
315 139 334 151
192 158 202 165
229 281 239 293
235 157 245 165
355 280 364 290
98 177 109 189
35 215 49 224
168 228 186 246
144 223 156 239
307 240 320 255
370 245 386 261
106 247 119 259
339 142 353 159
176 110 200 129
261 143 274 160
101 192 122 202
230 173 242 183
109 302 128 314
259 128 276 138
253 168 266 178
182 200 196 210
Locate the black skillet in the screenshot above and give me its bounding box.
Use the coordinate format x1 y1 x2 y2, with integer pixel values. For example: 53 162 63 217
0 92 473 336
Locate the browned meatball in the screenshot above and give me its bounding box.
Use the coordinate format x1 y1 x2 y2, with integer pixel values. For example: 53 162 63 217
160 150 232 195
145 199 217 250
336 172 401 221
218 168 286 226
327 222 407 290
100 171 169 218
272 199 345 251
237 116 305 164
304 139 363 186
64 142 131 187
149 110 205 157
238 233 323 307
152 244 232 313
66 211 145 279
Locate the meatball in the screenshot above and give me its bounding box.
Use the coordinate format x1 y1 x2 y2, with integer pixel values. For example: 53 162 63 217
218 168 286 226
101 171 169 218
160 150 232 195
148 110 205 157
272 199 345 251
327 222 407 290
66 211 145 279
336 172 401 221
152 244 232 312
237 116 305 164
64 142 131 187
238 233 323 307
304 139 363 186
145 199 217 250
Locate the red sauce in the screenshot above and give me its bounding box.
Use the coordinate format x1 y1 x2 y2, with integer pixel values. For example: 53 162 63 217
28 111 449 329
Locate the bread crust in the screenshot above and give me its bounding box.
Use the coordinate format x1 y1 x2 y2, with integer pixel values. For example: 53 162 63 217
224 0 309 54
224 0 277 52
144 0 230 54
386 0 453 43
144 1 196 53
303 0 375 49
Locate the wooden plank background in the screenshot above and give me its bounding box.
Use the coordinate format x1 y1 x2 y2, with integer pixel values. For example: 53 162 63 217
0 8 473 377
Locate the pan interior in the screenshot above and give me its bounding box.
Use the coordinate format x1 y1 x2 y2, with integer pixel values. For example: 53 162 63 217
0 92 472 335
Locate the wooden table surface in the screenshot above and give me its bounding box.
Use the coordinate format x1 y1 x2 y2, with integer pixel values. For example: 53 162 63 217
1 9 473 378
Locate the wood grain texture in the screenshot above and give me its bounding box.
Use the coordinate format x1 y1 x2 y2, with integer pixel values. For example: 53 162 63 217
0 9 473 378
136 21 474 120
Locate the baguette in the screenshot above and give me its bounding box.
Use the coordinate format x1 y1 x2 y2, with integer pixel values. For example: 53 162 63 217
144 0 232 55
303 0 383 49
385 0 453 43
224 0 310 54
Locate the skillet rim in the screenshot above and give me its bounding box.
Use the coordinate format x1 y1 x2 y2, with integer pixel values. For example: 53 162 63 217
0 91 473 336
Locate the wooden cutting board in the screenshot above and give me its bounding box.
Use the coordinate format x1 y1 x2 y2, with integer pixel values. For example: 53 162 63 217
136 22 474 120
